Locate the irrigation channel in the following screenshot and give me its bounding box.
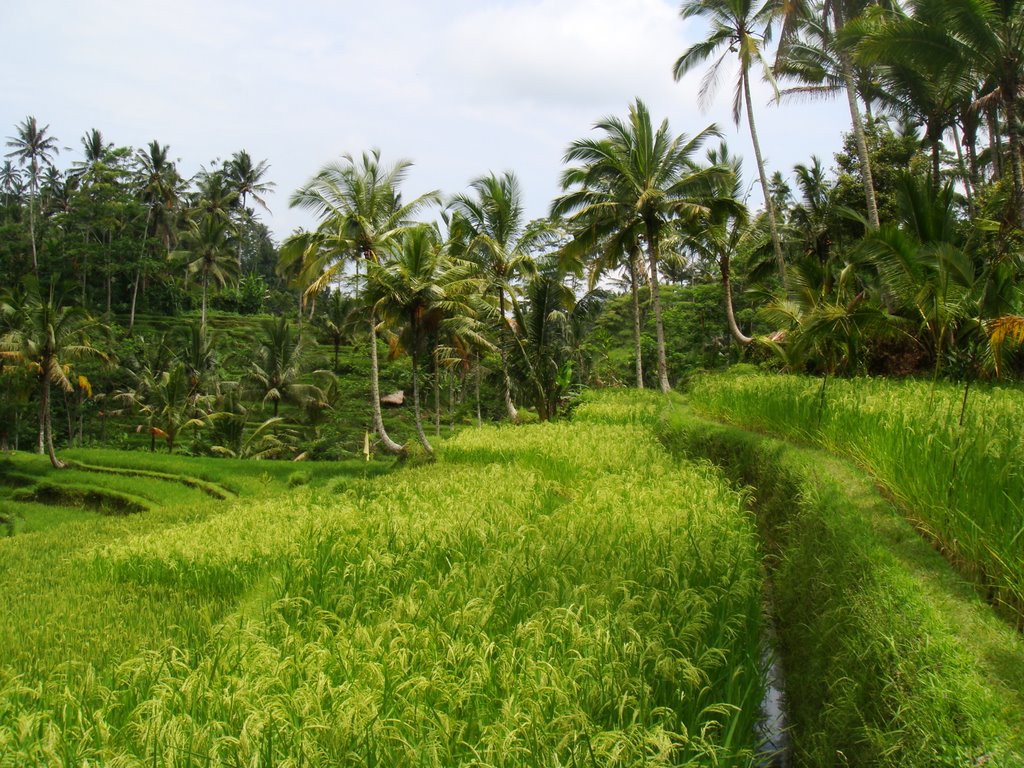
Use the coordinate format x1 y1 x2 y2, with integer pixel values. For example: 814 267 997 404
662 400 1024 766
755 620 790 767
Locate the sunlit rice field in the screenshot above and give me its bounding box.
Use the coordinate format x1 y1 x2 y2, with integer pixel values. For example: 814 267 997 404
689 371 1024 624
0 391 765 766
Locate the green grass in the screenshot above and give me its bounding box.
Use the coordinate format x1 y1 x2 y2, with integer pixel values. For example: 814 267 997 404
688 371 1024 626
0 391 766 766
658 404 1024 766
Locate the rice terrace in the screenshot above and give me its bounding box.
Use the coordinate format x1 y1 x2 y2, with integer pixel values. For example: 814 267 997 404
3 0 1024 765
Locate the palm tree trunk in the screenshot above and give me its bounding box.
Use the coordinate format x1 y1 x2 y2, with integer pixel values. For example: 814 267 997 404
1004 97 1024 228
433 363 440 437
497 287 519 422
42 377 64 469
951 124 975 217
368 313 405 455
28 166 39 276
644 222 671 393
628 248 645 389
410 349 433 455
475 352 482 427
988 105 1003 181
743 72 785 276
129 270 141 330
721 254 753 346
201 270 209 327
838 49 880 230
36 373 45 455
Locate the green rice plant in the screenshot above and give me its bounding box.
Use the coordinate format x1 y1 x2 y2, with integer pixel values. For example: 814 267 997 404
689 372 1024 625
659 408 1024 765
0 391 766 766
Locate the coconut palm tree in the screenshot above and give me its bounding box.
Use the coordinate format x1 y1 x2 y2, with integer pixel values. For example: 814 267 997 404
447 171 548 420
244 317 325 418
0 280 103 467
673 0 786 270
131 141 184 328
5 117 59 276
318 290 360 371
774 2 881 228
177 213 239 327
554 98 723 392
290 149 440 456
367 225 471 454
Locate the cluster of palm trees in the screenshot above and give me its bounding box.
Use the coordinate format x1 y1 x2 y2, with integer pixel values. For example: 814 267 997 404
4 0 1024 465
2 118 279 325
1 280 335 466
670 0 1024 377
285 152 602 456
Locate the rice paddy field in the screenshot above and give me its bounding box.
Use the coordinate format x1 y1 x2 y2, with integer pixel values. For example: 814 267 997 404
688 371 1024 626
0 392 766 766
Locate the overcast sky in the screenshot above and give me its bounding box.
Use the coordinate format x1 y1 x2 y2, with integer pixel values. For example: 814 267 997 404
2 0 850 242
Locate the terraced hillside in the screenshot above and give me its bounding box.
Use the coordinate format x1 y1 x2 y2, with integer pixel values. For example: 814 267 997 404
3 387 1022 766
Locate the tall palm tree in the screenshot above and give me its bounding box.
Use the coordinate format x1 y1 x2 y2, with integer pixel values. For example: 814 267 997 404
561 214 648 388
447 171 547 420
132 141 184 328
944 0 1024 226
227 150 274 215
774 2 881 228
290 149 440 455
367 225 471 454
5 117 59 276
0 280 102 467
177 213 239 327
673 0 786 271
554 98 723 392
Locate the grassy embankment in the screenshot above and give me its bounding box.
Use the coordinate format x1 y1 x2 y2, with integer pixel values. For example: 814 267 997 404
688 371 1024 627
658 396 1024 766
0 392 766 766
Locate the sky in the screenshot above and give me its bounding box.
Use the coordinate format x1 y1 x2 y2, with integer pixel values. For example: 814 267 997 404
2 0 850 242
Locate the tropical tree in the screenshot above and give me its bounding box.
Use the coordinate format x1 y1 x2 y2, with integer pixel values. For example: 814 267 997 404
132 141 184 327
0 280 102 467
129 362 207 453
5 116 59 275
447 171 548 420
290 149 440 455
774 2 881 228
244 317 325 418
318 290 359 371
857 173 983 376
554 98 723 392
177 213 239 326
673 0 786 270
367 225 471 454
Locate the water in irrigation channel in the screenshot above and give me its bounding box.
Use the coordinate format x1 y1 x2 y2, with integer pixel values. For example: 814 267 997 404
755 620 790 767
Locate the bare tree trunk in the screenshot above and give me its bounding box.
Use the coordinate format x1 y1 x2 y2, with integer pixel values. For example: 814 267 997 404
475 352 482 428
951 124 975 217
368 313 405 455
42 377 64 468
628 248 645 389
743 73 785 276
989 106 1003 181
129 270 141 330
201 271 208 328
497 287 519 422
1005 98 1024 228
433 363 440 437
410 349 433 455
36 374 45 455
839 49 880 230
644 223 671 393
722 254 753 346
